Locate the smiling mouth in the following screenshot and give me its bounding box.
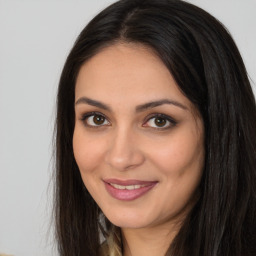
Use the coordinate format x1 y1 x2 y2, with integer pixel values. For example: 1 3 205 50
103 179 157 201
109 183 150 190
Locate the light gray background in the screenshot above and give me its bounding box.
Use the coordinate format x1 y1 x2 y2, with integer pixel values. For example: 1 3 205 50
0 0 255 255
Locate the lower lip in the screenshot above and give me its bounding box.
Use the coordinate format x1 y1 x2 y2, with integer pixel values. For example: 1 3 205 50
104 182 157 201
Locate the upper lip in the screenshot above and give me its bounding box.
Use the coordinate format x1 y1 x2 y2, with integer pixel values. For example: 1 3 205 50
103 178 158 186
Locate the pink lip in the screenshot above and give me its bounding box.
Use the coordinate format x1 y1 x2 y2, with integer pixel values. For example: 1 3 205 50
103 179 158 201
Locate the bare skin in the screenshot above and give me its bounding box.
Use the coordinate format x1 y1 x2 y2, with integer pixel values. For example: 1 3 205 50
73 42 205 256
122 219 181 256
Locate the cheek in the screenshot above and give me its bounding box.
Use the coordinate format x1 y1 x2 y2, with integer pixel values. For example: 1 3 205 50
148 130 204 217
147 128 204 178
73 127 104 175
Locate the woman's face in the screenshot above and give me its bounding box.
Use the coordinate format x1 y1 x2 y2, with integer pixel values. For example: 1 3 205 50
73 43 205 229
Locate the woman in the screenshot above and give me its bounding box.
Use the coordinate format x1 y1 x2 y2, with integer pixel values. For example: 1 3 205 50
54 0 256 255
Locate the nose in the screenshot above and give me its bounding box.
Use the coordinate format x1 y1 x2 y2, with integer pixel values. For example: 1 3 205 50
104 127 145 171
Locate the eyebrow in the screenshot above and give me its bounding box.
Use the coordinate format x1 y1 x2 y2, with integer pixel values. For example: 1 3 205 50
75 97 187 112
135 99 187 112
75 97 112 111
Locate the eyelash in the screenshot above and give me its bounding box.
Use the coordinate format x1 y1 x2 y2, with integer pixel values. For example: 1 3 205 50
80 111 110 128
143 113 177 130
79 112 177 130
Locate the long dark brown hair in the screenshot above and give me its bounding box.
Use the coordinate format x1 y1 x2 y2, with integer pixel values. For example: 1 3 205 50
54 0 256 255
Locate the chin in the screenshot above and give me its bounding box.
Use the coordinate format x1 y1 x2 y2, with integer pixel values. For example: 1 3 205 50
103 210 154 229
110 218 149 229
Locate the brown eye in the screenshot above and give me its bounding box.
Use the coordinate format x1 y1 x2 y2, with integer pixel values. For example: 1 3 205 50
147 116 169 128
154 117 167 127
93 115 105 125
85 114 110 127
144 114 177 129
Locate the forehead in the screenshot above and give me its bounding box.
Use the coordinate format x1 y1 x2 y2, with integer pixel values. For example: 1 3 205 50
76 43 171 87
75 42 192 110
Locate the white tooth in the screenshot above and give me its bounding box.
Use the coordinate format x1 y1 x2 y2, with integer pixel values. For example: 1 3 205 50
110 183 125 189
110 183 149 190
126 185 135 190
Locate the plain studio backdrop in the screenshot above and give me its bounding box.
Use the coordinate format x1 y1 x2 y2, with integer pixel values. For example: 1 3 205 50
0 0 255 255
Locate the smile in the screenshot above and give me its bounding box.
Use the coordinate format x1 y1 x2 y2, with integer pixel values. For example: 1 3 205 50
103 179 157 201
109 183 149 190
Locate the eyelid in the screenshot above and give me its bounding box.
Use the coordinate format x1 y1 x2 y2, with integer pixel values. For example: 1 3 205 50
143 113 177 129
79 111 177 130
80 111 110 127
